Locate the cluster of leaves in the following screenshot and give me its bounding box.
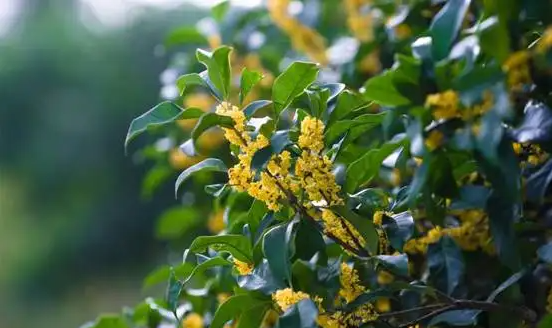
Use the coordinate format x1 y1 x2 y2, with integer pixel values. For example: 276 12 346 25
85 1 552 328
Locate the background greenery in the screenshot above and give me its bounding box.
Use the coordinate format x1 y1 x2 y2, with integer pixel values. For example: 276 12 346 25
0 1 207 327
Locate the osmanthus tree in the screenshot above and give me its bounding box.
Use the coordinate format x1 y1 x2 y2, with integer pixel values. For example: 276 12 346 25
85 0 552 328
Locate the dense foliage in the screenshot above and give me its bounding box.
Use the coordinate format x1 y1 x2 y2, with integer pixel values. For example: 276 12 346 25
87 0 552 327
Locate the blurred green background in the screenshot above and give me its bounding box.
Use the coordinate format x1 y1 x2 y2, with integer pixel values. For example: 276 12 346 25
0 1 234 327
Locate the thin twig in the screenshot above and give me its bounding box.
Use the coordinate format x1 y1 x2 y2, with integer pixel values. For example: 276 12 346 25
398 304 456 328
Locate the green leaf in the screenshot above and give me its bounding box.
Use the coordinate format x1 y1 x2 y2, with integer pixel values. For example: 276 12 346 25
191 112 234 150
263 222 296 284
211 294 265 328
430 0 472 61
196 46 233 99
244 100 273 118
166 270 183 315
238 260 285 293
450 186 491 210
486 270 525 302
175 158 228 196
539 314 552 328
272 62 319 116
429 309 481 326
363 71 411 106
236 304 271 328
384 211 414 251
513 101 552 144
142 263 194 289
155 207 200 240
240 68 263 105
325 112 387 146
406 155 430 205
305 87 330 118
181 256 232 286
376 254 408 276
176 73 209 96
165 27 208 47
427 236 464 295
332 206 379 255
328 90 370 128
91 315 129 328
345 141 403 193
189 234 253 263
539 242 552 264
276 299 318 328
212 0 230 22
125 102 203 150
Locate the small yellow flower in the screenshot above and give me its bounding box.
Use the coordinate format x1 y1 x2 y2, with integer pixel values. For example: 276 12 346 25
395 24 412 40
298 116 325 153
425 90 460 120
217 293 231 304
207 210 225 234
513 142 523 155
272 288 310 312
182 313 204 328
339 263 365 303
358 51 381 75
233 259 254 275
345 0 374 42
425 130 444 151
321 210 366 251
503 51 531 91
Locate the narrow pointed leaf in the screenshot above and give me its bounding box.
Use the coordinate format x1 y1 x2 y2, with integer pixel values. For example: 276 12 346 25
175 158 227 196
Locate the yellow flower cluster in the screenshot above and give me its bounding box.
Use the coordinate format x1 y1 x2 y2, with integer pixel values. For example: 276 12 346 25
404 210 494 254
321 210 366 252
358 51 381 75
339 263 365 303
537 26 552 54
298 116 325 153
317 264 378 328
515 142 549 166
233 259 254 275
425 90 460 120
503 51 532 91
272 288 310 312
207 210 225 234
267 0 328 65
373 211 391 254
182 313 204 328
344 0 374 42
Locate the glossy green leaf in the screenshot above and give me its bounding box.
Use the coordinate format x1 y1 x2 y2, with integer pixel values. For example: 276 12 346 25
539 314 552 328
486 270 525 302
191 112 234 150
189 234 253 263
196 46 233 99
244 100 273 118
212 0 230 22
236 304 271 328
155 207 200 240
211 294 265 328
429 309 481 326
176 73 210 96
125 102 203 150
276 299 318 328
513 101 552 144
166 270 183 315
251 130 292 170
238 259 285 293
427 236 464 295
450 185 491 210
263 222 296 284
376 254 408 276
175 158 227 196
363 70 411 106
240 68 263 105
385 211 414 251
430 0 472 61
181 256 232 286
328 90 370 128
272 61 319 116
325 112 386 145
345 141 403 193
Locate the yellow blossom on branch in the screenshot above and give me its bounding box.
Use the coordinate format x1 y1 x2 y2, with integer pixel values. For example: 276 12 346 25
503 51 531 91
425 130 444 151
425 90 460 120
272 288 310 312
339 263 366 303
344 0 374 42
321 210 366 251
233 259 254 275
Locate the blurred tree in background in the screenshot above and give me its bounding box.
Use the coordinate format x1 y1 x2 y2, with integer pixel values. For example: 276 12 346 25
0 1 205 327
